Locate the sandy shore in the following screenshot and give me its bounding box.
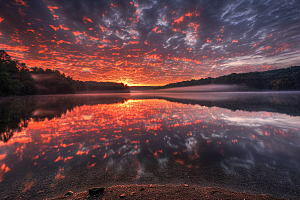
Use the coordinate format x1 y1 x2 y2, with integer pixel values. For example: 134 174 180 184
52 184 283 200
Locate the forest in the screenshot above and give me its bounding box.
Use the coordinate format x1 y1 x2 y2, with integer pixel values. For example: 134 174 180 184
156 66 300 90
0 50 129 96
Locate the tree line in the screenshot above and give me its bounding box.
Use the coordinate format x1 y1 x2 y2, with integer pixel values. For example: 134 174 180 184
155 66 300 90
0 50 129 96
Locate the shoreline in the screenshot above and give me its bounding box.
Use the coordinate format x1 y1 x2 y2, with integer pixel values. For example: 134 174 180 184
52 184 283 200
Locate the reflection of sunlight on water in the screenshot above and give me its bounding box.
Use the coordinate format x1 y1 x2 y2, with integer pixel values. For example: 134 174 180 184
0 97 300 198
83 115 93 120
2 99 300 161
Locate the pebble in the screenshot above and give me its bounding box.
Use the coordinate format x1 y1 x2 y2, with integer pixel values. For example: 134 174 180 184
89 187 105 195
64 191 73 196
120 193 126 198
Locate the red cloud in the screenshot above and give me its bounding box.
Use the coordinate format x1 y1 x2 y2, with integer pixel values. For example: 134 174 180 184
27 29 35 33
185 12 194 17
174 16 184 24
59 24 69 30
49 25 59 31
13 0 28 7
73 31 82 36
47 5 58 13
188 22 199 31
0 44 29 52
83 16 93 23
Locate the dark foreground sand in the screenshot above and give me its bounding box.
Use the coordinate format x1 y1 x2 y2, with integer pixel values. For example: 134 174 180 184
52 184 283 200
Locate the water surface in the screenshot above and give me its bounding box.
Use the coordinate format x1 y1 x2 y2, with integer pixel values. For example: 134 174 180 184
0 92 300 199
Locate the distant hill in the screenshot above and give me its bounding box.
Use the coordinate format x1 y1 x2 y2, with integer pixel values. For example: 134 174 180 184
155 66 300 90
0 50 129 96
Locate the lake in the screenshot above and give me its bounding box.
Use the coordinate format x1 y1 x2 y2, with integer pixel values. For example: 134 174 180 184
0 92 300 199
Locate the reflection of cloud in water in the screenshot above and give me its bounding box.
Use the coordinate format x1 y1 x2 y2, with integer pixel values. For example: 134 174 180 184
221 156 255 175
135 163 155 181
118 144 132 154
185 137 197 153
219 113 300 129
1 96 300 199
158 158 169 170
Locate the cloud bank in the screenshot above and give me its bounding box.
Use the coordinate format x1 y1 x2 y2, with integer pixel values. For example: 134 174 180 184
0 0 299 85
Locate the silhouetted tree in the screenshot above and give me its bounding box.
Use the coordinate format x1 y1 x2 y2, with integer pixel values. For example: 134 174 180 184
155 66 300 91
1 50 129 96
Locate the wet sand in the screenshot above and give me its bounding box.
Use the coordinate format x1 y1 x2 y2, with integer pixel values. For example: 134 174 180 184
53 184 283 200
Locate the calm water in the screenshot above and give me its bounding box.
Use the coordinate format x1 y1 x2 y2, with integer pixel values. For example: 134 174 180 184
0 92 300 199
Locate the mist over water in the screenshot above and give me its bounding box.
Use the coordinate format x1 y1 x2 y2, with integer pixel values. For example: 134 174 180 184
155 84 246 92
130 84 246 94
0 92 300 199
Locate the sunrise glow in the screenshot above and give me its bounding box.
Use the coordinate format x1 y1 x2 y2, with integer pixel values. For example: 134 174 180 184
0 0 300 86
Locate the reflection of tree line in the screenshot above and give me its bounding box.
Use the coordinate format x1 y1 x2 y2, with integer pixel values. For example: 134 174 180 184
1 96 299 198
1 101 298 199
155 93 300 117
0 95 129 142
1 92 299 143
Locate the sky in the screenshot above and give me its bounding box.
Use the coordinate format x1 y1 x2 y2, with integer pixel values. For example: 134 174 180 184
0 0 300 86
